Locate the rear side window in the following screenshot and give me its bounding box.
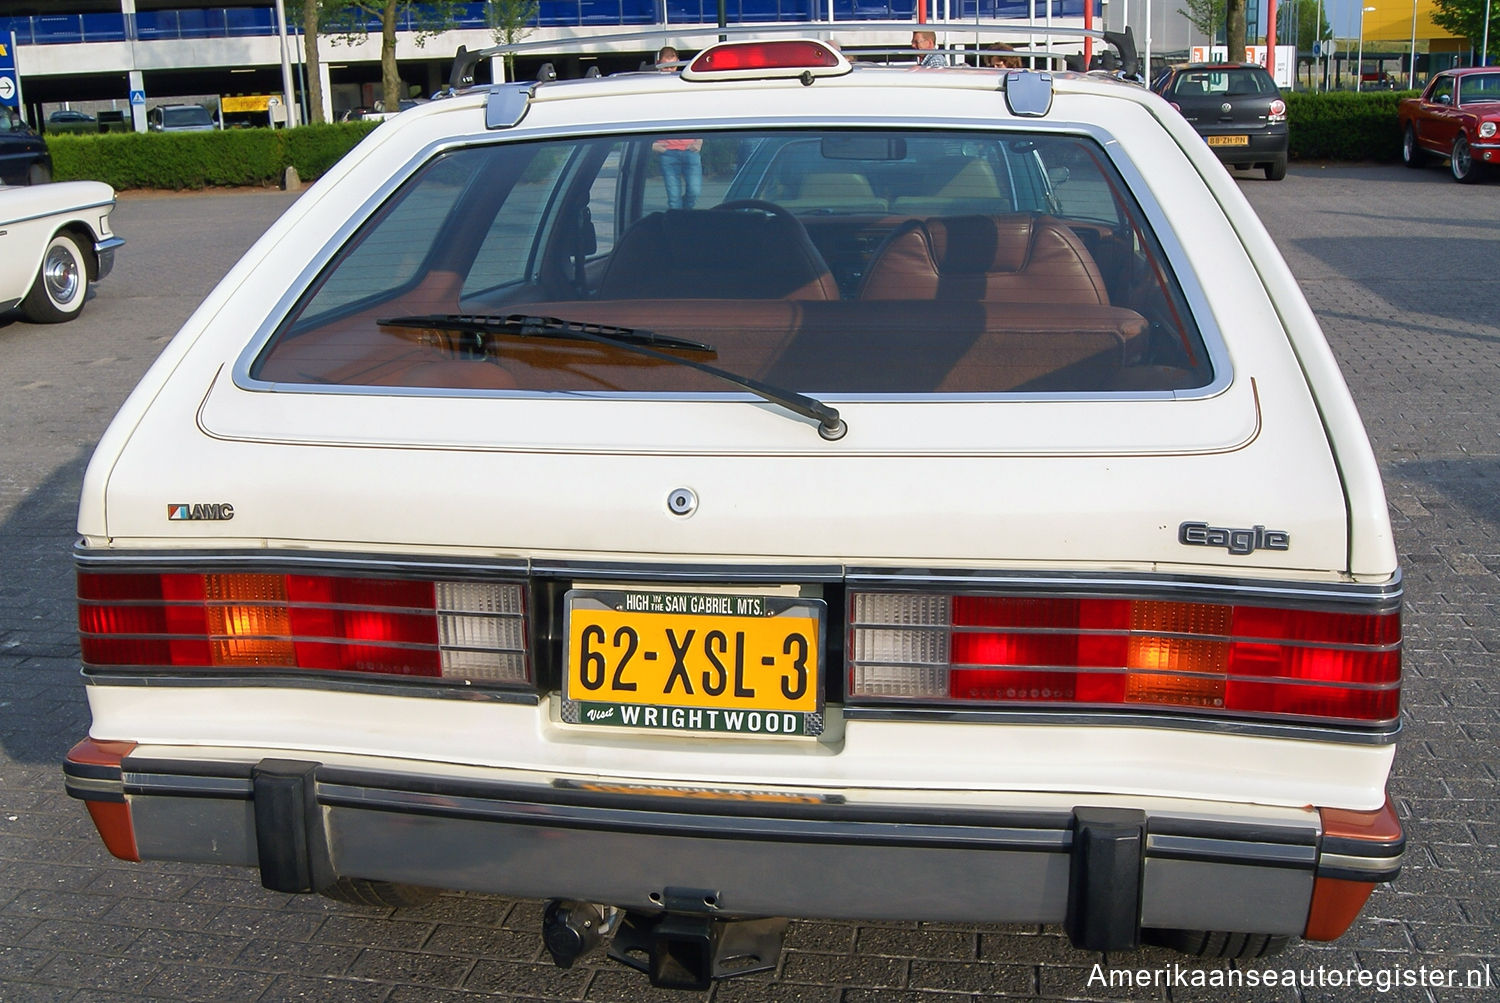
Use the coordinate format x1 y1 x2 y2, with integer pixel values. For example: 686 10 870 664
250 129 1215 398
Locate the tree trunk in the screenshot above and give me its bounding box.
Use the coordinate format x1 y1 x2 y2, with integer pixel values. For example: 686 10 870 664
381 0 402 114
302 3 325 124
1226 0 1246 60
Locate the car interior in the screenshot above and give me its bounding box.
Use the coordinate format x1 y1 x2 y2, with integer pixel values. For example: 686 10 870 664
252 129 1215 398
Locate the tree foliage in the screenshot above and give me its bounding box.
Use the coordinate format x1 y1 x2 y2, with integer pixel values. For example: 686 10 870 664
325 1 466 114
1430 0 1499 58
1278 0 1331 47
489 0 541 81
1179 0 1229 42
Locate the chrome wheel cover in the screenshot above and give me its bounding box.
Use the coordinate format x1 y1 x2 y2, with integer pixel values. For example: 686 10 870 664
43 243 82 307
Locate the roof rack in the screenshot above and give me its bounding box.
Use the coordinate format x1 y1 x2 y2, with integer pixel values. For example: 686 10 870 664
449 22 1139 89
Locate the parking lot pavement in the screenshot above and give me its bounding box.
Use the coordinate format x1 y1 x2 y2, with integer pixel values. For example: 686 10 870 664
1 167 1497 1001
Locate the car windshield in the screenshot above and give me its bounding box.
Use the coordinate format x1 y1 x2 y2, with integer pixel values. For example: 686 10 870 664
1170 69 1274 97
250 127 1213 398
164 106 213 127
1459 73 1500 103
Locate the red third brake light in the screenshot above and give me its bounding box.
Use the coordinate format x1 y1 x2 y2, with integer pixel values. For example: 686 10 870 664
684 39 847 80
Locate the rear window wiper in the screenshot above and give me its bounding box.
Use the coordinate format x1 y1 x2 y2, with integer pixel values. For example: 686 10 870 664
378 313 847 441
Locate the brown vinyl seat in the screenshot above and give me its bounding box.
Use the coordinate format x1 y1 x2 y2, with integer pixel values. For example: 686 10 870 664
595 207 841 300
857 213 1110 305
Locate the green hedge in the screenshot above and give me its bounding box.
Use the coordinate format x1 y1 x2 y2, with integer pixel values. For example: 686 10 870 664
45 92 1422 189
46 122 380 190
1286 90 1419 162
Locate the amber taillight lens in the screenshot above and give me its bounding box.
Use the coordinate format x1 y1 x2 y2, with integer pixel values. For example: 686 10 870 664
848 592 1399 725
78 571 529 685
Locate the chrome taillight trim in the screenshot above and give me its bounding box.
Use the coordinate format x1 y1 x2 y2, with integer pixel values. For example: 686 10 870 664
846 567 1402 613
80 669 542 704
840 705 1399 744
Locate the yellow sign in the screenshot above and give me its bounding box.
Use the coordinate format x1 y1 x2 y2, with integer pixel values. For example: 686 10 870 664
221 94 273 113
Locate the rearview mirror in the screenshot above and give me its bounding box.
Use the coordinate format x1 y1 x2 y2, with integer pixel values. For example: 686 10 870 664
820 136 907 161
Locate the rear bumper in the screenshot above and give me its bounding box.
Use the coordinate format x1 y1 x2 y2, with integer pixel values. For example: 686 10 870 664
66 738 1402 949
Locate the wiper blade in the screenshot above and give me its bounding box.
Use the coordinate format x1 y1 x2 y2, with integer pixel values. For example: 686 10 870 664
379 313 847 441
380 312 715 353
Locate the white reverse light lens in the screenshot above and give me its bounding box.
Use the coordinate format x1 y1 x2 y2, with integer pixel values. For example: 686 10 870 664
849 592 953 699
436 582 528 683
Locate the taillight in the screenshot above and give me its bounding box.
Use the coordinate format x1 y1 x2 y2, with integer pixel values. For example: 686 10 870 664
848 591 1399 725
1269 98 1287 123
79 571 529 685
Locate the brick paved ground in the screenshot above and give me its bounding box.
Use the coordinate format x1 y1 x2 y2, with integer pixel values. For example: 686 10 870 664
0 167 1496 1001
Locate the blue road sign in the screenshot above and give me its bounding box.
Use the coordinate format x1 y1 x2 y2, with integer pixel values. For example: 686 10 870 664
130 89 146 106
0 32 19 109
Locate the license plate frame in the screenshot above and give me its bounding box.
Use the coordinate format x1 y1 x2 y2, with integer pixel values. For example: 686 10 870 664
561 587 826 738
1207 134 1250 147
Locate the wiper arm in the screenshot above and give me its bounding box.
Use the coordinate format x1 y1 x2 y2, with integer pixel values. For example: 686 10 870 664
379 313 847 441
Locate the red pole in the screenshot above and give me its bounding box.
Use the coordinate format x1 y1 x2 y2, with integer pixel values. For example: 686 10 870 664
1084 0 1093 65
1265 0 1277 68
917 0 927 24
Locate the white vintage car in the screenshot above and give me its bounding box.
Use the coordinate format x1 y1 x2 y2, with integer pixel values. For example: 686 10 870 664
65 28 1402 990
0 180 122 323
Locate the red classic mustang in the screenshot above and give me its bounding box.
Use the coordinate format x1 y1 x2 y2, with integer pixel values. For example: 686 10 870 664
1400 67 1500 183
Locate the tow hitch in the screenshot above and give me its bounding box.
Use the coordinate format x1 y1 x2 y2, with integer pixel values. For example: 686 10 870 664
542 891 788 990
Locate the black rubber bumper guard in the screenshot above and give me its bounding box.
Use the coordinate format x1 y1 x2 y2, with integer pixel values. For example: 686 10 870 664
1065 807 1148 952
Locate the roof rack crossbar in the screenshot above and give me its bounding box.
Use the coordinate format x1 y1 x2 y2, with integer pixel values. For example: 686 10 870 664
450 21 1139 88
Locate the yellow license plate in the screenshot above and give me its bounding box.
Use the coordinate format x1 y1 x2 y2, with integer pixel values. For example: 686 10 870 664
1208 135 1250 147
563 588 824 737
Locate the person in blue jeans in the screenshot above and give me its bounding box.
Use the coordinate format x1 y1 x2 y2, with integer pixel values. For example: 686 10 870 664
653 137 703 209
654 46 703 210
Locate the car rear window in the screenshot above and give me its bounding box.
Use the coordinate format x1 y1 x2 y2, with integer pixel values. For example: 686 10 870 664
164 106 213 127
250 128 1214 397
1170 69 1275 97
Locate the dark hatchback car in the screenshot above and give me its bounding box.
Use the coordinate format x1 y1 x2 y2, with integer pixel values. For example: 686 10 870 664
1 109 53 185
1154 63 1288 181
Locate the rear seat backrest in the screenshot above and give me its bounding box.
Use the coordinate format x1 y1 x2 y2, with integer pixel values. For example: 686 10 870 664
595 208 840 300
857 213 1109 305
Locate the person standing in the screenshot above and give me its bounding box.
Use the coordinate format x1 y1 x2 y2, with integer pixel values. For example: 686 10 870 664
653 46 703 210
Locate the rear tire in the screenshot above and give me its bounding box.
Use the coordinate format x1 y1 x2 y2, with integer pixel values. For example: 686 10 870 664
1451 135 1484 184
1264 156 1288 181
1144 928 1291 960
317 878 440 909
1402 124 1424 168
20 231 89 324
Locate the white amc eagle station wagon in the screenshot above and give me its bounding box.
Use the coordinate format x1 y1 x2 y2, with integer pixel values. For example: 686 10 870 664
65 28 1403 990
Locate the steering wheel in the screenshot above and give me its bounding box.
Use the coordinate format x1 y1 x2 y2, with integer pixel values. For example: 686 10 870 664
712 199 796 223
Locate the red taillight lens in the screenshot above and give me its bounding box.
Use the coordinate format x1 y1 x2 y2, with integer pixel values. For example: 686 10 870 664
1269 98 1287 122
849 591 1399 725
78 570 528 685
